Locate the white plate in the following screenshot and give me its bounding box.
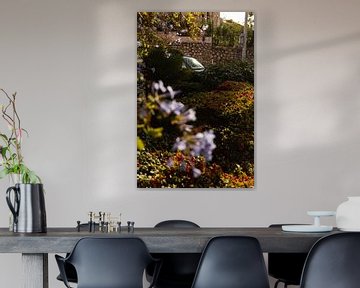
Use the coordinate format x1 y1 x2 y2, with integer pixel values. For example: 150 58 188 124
282 225 333 232
307 211 336 217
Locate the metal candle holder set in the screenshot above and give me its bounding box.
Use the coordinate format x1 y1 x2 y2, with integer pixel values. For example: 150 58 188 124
76 211 135 233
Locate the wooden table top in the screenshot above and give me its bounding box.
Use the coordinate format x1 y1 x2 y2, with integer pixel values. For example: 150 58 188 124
0 227 340 253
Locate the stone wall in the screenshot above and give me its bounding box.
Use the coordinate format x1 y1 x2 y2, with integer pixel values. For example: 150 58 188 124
169 42 253 66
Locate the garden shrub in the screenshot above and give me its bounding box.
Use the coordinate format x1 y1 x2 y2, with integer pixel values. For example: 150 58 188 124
137 77 255 188
174 80 208 95
216 81 251 93
143 47 190 86
181 82 254 173
196 60 254 90
137 150 254 188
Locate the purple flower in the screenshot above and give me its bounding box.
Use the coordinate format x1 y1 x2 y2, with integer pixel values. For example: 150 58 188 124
173 130 216 162
175 109 197 128
199 130 216 161
173 137 187 151
159 100 184 115
171 101 185 115
166 85 175 99
183 109 196 122
159 101 172 114
152 80 166 94
152 81 179 99
190 130 216 161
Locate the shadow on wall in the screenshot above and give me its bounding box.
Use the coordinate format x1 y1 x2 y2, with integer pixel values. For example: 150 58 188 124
262 30 360 63
258 14 360 211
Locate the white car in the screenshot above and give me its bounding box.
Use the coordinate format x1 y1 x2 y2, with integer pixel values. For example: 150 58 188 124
182 56 205 72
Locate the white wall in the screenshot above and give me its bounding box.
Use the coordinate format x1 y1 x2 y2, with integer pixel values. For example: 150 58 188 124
1 0 360 286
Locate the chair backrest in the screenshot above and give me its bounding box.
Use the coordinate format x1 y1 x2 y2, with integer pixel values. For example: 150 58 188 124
155 219 200 228
300 232 360 288
191 236 270 288
150 220 201 287
66 237 154 288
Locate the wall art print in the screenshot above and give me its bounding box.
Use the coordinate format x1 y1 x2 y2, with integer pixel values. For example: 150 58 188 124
137 12 254 188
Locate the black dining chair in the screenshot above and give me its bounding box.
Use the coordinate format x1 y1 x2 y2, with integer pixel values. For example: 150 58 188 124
268 224 308 288
300 232 360 288
56 223 99 284
147 220 201 288
191 236 270 288
55 237 161 288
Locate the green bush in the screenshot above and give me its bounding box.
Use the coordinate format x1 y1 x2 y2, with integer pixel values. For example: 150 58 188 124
196 60 254 90
137 150 254 188
137 77 255 188
144 47 189 85
174 80 208 95
182 82 254 172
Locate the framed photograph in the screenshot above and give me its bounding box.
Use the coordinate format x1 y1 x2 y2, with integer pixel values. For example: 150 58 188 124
137 12 254 188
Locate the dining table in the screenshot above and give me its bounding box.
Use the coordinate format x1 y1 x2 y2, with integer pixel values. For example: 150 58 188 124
0 226 340 288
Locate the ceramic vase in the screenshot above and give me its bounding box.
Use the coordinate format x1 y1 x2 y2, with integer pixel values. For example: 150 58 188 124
6 183 47 233
336 196 360 231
